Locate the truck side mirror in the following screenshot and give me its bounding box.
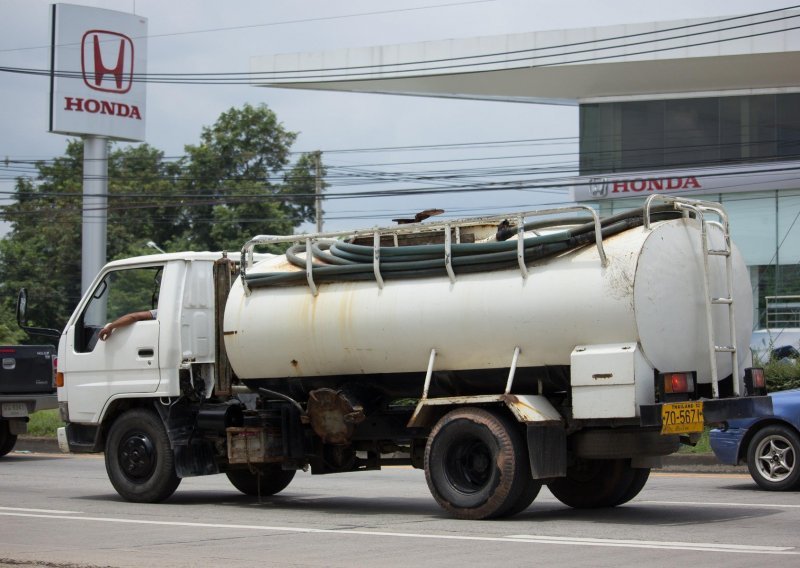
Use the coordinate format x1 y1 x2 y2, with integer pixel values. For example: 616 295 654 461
16 288 27 327
16 287 62 340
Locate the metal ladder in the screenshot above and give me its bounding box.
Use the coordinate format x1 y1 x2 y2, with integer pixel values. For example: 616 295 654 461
698 204 740 398
645 196 739 398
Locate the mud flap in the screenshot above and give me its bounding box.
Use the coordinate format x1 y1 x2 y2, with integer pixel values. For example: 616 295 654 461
174 439 219 478
526 424 566 479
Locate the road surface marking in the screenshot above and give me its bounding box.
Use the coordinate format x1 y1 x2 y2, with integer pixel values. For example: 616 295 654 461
638 500 800 509
652 472 749 479
504 535 793 553
0 511 795 555
0 506 81 514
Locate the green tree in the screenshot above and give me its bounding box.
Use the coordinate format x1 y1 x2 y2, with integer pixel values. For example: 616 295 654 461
0 303 25 344
0 103 321 337
177 103 319 251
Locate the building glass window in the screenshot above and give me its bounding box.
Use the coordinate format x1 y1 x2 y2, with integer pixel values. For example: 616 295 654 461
580 93 800 175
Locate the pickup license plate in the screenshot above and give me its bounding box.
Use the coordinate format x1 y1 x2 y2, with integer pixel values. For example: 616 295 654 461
1 402 28 418
661 401 704 434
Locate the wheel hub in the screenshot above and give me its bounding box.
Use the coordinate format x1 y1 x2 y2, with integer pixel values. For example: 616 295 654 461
446 438 492 493
119 432 155 481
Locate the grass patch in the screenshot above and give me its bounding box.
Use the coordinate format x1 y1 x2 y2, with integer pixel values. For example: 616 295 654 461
24 409 63 438
677 427 711 453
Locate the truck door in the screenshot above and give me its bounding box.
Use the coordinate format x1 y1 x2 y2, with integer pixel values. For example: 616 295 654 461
63 265 163 423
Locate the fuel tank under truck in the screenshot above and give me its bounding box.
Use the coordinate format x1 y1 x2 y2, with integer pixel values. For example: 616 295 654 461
223 215 752 397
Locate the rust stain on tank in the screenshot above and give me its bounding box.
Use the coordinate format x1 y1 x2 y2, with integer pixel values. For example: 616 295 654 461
337 285 357 342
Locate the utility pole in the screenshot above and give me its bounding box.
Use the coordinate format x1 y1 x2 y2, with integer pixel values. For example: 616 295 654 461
314 150 323 233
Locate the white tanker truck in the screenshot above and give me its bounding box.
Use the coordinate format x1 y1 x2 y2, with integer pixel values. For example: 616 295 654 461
41 195 772 519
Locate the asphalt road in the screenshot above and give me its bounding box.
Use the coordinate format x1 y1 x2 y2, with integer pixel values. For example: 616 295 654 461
0 451 797 568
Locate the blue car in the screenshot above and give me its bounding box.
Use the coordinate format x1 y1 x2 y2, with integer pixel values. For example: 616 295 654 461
710 388 800 490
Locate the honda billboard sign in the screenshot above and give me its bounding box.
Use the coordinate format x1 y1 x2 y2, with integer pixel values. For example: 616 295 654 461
50 4 147 141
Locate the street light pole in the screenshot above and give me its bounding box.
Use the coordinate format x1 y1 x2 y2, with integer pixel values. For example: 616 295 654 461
314 150 323 233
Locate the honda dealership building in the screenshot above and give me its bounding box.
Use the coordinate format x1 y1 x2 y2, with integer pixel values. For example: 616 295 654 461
253 10 800 328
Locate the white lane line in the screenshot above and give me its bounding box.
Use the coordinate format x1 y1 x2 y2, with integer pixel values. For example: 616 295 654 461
638 500 800 509
505 535 793 553
0 511 796 555
0 506 81 514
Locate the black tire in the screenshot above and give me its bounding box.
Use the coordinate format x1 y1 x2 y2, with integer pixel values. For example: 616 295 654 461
746 424 800 491
501 476 542 517
425 407 535 520
0 420 17 457
547 458 639 509
226 466 296 496
105 409 181 503
615 467 650 506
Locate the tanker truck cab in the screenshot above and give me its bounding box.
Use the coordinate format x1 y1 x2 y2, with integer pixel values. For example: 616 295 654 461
56 196 772 519
58 253 220 432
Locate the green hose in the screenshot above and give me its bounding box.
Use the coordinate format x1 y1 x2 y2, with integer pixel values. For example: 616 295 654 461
246 205 681 288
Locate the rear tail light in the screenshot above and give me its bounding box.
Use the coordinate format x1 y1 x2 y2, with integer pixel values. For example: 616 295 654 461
744 368 767 396
663 372 695 394
657 371 696 402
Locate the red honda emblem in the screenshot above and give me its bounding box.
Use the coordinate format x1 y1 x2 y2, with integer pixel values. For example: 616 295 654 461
81 30 134 94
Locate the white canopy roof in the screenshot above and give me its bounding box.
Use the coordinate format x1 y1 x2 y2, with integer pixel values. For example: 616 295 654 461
251 9 800 104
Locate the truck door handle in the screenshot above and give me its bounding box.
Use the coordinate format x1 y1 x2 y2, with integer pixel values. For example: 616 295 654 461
138 349 154 358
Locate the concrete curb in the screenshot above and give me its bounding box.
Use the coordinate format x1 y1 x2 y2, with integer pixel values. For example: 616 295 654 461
12 437 61 454
10 437 748 473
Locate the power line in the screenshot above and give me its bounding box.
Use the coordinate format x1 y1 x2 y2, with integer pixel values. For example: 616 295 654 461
248 7 800 78
0 0 495 53
4 162 800 213
3 9 800 84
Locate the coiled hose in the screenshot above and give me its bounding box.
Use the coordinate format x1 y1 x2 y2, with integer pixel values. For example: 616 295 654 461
245 204 681 288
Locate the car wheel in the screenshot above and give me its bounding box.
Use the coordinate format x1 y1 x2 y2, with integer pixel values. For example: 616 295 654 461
0 420 17 457
747 425 800 491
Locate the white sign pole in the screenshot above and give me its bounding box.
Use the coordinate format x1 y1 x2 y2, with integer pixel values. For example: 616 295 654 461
81 136 108 294
50 4 147 292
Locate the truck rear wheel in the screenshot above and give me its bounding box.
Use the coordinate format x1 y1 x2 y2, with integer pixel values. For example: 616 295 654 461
105 409 181 503
226 466 296 496
547 458 645 509
424 407 535 519
0 420 17 457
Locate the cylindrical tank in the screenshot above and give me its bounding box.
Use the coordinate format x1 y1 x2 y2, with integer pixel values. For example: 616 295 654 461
223 218 752 391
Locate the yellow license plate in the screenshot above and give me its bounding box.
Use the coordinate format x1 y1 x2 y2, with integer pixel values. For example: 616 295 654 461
661 401 704 435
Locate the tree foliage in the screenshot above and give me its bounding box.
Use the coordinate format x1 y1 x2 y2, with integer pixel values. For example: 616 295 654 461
0 103 323 339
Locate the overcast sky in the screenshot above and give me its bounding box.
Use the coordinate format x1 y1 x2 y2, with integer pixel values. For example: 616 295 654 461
0 0 792 237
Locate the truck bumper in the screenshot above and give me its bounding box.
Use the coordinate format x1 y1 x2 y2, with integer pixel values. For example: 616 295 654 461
0 394 58 414
64 422 103 453
640 395 773 428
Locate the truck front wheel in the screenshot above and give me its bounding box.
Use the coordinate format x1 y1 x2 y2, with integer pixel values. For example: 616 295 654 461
0 419 17 457
424 407 537 520
226 466 296 496
105 409 181 503
547 458 647 508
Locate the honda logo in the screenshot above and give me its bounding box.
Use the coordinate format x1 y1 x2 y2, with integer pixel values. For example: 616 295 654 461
589 177 608 197
81 30 134 94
